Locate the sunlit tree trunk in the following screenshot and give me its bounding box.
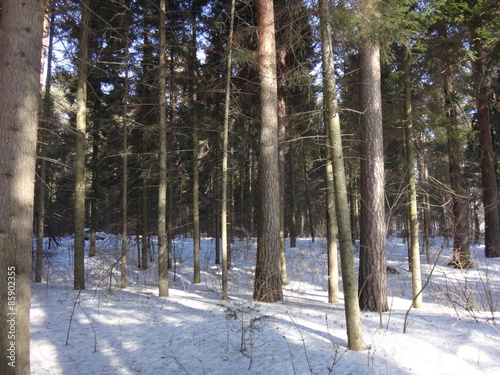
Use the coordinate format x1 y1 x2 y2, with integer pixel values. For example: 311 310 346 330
358 0 388 313
221 0 235 300
0 0 44 372
254 0 283 303
74 0 90 291
319 0 364 350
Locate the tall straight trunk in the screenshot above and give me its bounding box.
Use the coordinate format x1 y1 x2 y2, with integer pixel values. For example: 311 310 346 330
141 173 149 269
191 15 201 284
288 147 297 248
277 49 288 284
88 120 99 257
319 0 364 350
0 1 44 372
472 38 500 258
167 53 176 270
402 49 422 308
121 46 130 289
446 104 472 268
447 121 471 268
74 0 90 291
254 0 283 303
358 0 388 312
248 149 255 235
192 99 200 284
158 0 169 296
325 151 339 304
416 139 432 264
36 11 55 283
300 146 315 241
221 0 235 300
348 168 360 244
441 45 472 268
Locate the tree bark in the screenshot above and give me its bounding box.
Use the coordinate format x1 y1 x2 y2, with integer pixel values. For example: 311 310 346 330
402 49 422 308
358 0 388 312
158 0 169 296
121 42 130 289
472 38 500 258
254 0 283 303
0 0 44 373
277 49 288 285
190 13 201 284
74 0 90 291
441 46 472 268
221 0 235 300
319 0 365 350
36 11 54 283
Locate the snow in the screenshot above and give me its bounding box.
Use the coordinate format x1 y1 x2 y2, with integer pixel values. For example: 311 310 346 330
30 235 500 374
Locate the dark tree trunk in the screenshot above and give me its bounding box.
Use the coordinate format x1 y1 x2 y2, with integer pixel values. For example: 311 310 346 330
472 38 500 258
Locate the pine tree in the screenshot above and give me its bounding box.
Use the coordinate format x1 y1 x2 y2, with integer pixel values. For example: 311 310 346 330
358 0 388 312
0 0 45 372
74 0 91 291
253 0 283 303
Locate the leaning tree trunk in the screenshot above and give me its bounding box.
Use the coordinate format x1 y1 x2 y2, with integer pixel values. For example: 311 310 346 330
319 0 365 350
358 0 388 313
74 0 90 291
253 0 283 303
0 0 45 373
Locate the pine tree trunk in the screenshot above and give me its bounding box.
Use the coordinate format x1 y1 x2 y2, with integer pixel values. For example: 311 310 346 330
442 64 472 268
402 49 422 308
288 147 297 248
0 0 44 372
191 16 201 284
472 39 500 258
36 12 54 283
358 0 388 312
121 46 130 289
325 152 339 304
221 0 235 300
416 139 432 264
158 0 169 296
319 0 364 349
74 0 90 291
141 173 149 270
254 0 283 303
277 49 288 284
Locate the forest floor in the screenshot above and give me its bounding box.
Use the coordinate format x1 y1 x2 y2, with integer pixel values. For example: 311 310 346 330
30 234 500 374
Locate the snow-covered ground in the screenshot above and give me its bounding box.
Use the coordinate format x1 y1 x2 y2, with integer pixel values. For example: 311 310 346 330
30 234 500 374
